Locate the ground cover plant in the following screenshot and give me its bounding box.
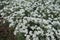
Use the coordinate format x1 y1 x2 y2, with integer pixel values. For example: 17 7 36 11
0 0 60 40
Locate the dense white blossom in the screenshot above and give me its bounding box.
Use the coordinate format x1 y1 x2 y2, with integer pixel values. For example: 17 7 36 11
0 0 60 40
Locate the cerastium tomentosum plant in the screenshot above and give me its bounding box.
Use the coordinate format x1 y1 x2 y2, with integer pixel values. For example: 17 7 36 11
0 0 60 40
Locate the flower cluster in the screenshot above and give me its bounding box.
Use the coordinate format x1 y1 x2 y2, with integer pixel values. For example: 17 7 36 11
0 0 60 40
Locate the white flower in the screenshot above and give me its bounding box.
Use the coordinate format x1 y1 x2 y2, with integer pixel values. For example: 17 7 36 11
31 26 36 30
29 31 33 35
43 19 48 25
9 22 15 27
24 29 28 34
46 25 52 29
1 13 5 16
52 21 60 26
33 34 36 38
20 9 25 13
26 35 30 40
46 36 50 40
37 27 40 30
23 19 27 24
46 33 50 36
37 31 41 35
